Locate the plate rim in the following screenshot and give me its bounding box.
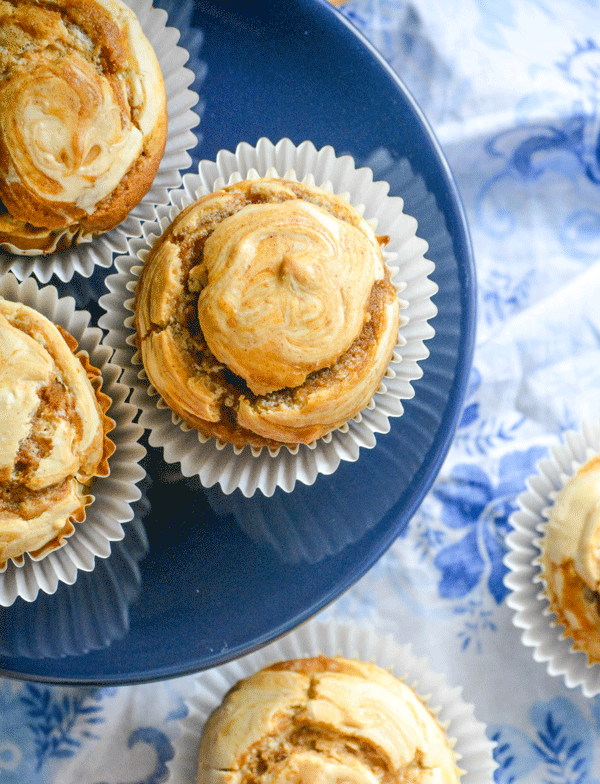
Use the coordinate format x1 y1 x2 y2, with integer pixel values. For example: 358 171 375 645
0 0 476 686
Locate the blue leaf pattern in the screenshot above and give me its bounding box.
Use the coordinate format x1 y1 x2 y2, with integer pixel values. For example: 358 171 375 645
4 1 600 781
490 697 600 784
20 686 105 772
459 401 480 428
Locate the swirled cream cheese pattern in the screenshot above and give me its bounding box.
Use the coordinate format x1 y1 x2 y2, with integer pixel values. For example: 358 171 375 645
0 0 167 254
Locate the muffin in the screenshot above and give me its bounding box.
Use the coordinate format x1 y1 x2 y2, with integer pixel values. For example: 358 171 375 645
134 176 401 449
196 654 462 784
0 298 115 568
539 453 600 663
105 138 437 496
0 0 168 255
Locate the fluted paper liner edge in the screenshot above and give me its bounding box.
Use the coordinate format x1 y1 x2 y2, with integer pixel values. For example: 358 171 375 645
0 273 146 607
101 138 437 497
504 416 600 696
167 619 496 784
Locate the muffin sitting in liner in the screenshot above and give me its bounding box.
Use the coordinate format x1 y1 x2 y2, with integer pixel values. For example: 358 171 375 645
134 177 401 448
0 298 115 568
540 453 600 663
0 0 168 255
196 655 462 783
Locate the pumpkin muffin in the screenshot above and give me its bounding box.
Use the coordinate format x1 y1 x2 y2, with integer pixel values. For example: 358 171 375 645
0 298 115 567
540 453 600 663
196 655 462 784
134 177 401 448
0 0 168 254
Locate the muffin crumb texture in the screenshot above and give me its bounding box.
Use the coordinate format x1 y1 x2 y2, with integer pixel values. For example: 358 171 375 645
196 655 461 784
0 298 114 568
540 454 600 663
135 177 401 448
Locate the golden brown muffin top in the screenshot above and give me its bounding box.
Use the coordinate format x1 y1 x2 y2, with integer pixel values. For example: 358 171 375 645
0 299 114 566
135 178 401 447
0 0 167 252
540 454 600 662
196 655 461 784
541 454 600 588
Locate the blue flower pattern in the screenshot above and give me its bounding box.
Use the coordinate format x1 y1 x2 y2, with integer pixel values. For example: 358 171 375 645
333 8 600 783
94 728 174 784
476 40 600 260
432 447 547 605
3 2 600 782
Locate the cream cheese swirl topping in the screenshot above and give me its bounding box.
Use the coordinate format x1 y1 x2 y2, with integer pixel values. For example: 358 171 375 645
0 0 167 252
0 313 54 485
544 457 600 591
198 199 386 395
1 54 143 215
0 303 103 491
197 658 460 784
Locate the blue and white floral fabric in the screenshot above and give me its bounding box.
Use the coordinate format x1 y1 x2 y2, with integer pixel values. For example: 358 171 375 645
3 0 600 782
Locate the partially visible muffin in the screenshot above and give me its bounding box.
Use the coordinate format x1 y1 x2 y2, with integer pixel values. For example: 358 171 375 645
0 0 168 254
196 655 461 784
540 454 600 663
0 299 115 567
134 177 401 449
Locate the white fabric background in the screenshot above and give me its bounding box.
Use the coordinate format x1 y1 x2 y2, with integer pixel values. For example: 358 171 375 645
2 1 600 782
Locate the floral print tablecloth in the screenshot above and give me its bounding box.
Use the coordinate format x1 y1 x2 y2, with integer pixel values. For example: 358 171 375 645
3 0 600 781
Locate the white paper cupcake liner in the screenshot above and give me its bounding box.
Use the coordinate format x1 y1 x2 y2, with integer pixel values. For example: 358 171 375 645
0 0 200 283
504 417 600 696
99 138 437 497
167 618 496 784
0 515 149 659
0 273 146 607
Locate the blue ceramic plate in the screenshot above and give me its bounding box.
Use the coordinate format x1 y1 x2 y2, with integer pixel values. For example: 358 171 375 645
0 0 475 685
